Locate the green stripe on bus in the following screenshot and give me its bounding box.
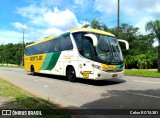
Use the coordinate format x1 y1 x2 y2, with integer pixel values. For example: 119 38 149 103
41 52 61 70
116 63 124 69
60 32 70 37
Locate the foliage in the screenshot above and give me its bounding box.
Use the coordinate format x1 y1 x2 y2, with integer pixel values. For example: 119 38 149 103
0 65 24 68
145 20 160 41
0 42 33 65
145 20 160 72
90 19 109 31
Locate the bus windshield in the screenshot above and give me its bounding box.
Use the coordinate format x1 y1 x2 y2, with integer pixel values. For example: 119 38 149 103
95 34 123 64
72 32 123 64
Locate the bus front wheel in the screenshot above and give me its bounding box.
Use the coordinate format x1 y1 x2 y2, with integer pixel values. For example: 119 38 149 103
67 67 76 82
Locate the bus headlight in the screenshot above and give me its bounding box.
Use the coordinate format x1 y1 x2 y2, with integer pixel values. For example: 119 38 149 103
92 64 106 71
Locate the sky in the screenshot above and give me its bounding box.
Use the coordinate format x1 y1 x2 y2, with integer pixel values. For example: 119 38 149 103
0 0 160 45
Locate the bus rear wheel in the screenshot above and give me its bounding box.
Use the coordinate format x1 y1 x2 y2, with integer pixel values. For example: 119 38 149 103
67 67 76 82
31 66 35 76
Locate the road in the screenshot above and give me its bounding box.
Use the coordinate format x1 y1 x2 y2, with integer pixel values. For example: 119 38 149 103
0 67 160 118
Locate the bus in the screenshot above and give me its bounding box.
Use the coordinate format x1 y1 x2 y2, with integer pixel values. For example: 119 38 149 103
24 28 129 82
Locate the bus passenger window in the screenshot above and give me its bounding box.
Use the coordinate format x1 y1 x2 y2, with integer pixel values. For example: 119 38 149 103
25 48 29 55
50 38 60 52
60 35 73 51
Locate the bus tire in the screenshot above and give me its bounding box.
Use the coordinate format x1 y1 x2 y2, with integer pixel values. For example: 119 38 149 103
67 67 76 82
31 66 35 76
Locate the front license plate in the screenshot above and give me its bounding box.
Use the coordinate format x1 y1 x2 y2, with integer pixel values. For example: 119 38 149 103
112 74 118 78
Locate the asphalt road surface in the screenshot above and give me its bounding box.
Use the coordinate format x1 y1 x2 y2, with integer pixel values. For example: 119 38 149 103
0 67 160 118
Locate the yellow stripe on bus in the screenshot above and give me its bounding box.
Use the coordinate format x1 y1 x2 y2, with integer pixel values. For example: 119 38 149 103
26 36 55 48
101 64 116 70
71 28 115 37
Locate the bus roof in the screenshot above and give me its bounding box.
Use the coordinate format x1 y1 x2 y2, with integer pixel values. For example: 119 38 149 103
26 28 115 48
70 28 115 37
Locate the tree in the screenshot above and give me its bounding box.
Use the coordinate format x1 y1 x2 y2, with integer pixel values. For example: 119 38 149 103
0 44 4 65
124 55 135 69
145 20 160 72
100 23 109 31
90 19 109 31
136 55 153 69
14 43 22 65
91 19 101 30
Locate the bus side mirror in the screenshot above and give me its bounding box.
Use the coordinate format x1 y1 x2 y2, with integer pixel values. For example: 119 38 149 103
84 34 98 47
118 39 129 50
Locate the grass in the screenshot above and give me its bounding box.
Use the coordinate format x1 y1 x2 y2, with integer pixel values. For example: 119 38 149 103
0 78 71 118
0 65 24 68
124 69 160 78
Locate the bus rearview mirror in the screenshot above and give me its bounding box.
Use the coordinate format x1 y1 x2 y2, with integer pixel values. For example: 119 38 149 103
84 34 98 47
118 39 129 50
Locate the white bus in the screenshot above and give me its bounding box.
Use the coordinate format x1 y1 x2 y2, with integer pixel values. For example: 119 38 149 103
24 28 129 82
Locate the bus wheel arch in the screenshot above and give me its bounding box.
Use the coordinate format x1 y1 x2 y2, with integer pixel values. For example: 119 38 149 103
66 65 76 82
30 65 35 75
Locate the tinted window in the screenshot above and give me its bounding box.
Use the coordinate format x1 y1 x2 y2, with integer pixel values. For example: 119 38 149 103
49 38 60 52
30 46 34 55
60 35 73 51
82 39 93 59
25 38 61 55
34 44 42 54
41 41 49 53
72 32 94 60
25 48 29 55
72 32 87 49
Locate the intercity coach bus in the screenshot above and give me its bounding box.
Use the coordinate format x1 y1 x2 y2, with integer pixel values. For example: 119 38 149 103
24 28 129 82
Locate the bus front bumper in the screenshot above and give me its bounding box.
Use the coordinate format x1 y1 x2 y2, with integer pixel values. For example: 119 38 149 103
94 70 124 80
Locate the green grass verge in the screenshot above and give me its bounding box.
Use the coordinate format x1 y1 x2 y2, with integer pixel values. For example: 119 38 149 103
0 65 24 68
124 69 160 78
0 78 71 118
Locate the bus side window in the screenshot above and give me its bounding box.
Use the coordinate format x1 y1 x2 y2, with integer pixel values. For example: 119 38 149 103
34 44 40 54
50 38 60 52
72 32 84 55
28 47 31 55
30 46 34 55
25 48 29 55
41 41 49 53
60 35 73 51
38 43 43 54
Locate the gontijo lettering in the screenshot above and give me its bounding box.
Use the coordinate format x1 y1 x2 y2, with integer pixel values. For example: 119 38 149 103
30 56 42 61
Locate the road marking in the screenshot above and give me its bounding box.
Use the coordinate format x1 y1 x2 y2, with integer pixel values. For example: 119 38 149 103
127 92 160 99
132 80 160 84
